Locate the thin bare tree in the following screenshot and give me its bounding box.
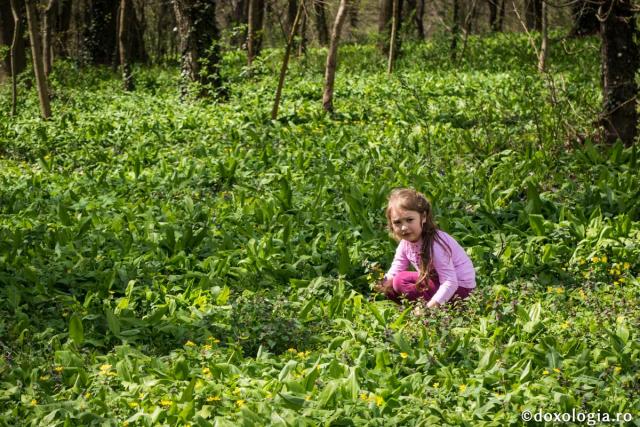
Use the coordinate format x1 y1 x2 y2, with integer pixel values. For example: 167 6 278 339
271 0 304 119
25 0 51 119
387 0 399 73
10 0 21 116
42 0 57 76
537 0 547 72
322 0 350 112
118 0 133 90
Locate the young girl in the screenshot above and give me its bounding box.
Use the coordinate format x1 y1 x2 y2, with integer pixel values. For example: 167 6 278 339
375 188 475 308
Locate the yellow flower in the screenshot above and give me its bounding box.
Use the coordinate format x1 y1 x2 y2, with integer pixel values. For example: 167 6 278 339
30 399 37 406
459 384 467 392
543 370 549 375
305 394 312 401
433 382 440 389
265 392 273 399
360 392 369 401
39 375 51 381
99 364 112 375
601 256 608 263
614 366 622 374
287 348 297 353
53 366 64 373
547 286 553 293
123 422 129 427
553 368 561 373
375 395 384 407
128 401 139 408
85 393 92 399
561 322 570 329
233 387 241 395
555 287 564 294
623 262 630 270
591 256 599 263
185 340 196 347
235 399 245 407
614 281 619 286
400 352 408 359
578 258 586 265
202 367 211 375
160 399 172 407
207 396 221 402
202 344 212 351
619 278 625 283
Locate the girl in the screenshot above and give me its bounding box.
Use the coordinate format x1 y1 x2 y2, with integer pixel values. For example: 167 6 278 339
375 188 475 308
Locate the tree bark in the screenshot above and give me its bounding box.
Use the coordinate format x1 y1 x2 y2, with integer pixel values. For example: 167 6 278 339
43 0 57 77
298 10 307 56
1 0 26 82
450 0 460 59
599 0 638 146
10 0 22 115
25 0 52 119
414 0 425 39
247 0 256 65
271 0 303 119
387 0 399 73
313 0 329 46
488 0 498 31
569 0 599 37
172 0 223 98
323 0 349 113
537 0 547 72
118 0 133 90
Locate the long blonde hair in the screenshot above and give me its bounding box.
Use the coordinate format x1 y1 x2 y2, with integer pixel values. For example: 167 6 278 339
386 188 450 285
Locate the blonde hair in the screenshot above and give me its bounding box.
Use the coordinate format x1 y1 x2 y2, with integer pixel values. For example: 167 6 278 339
386 188 450 285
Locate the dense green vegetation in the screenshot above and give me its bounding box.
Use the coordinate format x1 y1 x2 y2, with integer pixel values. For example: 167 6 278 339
1 34 638 426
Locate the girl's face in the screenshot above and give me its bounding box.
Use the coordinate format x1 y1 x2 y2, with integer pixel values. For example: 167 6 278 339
388 204 425 242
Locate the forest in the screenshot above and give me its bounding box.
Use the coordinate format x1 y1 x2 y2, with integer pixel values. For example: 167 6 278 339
1 0 639 426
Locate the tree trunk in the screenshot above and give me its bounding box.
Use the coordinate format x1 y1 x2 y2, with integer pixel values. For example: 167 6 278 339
349 0 359 29
287 0 298 37
569 0 599 37
537 0 547 72
387 0 399 73
497 0 505 31
378 0 392 53
313 0 329 46
525 0 542 31
118 0 133 90
488 0 498 31
271 0 303 119
297 10 307 56
129 1 147 63
450 0 460 59
1 0 26 82
172 0 223 98
25 0 52 119
600 0 638 146
323 0 349 113
414 0 425 39
247 0 256 65
10 0 22 115
43 0 57 77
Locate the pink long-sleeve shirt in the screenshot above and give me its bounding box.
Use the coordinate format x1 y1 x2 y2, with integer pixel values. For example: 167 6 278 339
385 230 476 304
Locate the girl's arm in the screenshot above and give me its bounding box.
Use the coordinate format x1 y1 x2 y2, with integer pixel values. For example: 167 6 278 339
384 241 410 279
428 243 459 306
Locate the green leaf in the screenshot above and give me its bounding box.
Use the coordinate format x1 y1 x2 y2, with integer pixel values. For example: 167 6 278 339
69 314 84 346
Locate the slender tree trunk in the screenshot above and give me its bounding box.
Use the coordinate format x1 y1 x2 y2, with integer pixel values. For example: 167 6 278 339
298 11 307 56
43 0 57 77
450 0 460 59
10 0 22 115
498 0 506 31
2 0 26 82
387 0 399 73
414 0 425 39
271 0 303 119
172 0 223 98
378 0 392 53
313 0 329 46
247 0 256 65
459 0 478 61
25 0 52 119
488 0 498 31
599 0 638 146
118 0 133 90
322 0 349 113
537 0 547 73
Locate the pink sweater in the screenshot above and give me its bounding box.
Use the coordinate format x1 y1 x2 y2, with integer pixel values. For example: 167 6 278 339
385 230 476 304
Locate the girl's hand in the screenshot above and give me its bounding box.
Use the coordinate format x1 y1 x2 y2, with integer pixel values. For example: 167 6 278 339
374 279 394 297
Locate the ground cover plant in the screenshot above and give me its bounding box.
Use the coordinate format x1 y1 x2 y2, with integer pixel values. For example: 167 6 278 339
0 34 639 426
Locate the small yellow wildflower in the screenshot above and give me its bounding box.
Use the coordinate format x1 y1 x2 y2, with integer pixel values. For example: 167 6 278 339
85 393 92 399
265 392 273 399
287 348 297 353
547 286 553 293
553 368 561 374
375 395 384 407
578 258 586 265
139 393 144 399
360 392 369 401
235 399 245 407
123 422 129 427
543 370 549 375
623 262 630 270
400 352 408 359
99 364 112 375
207 396 221 402
614 366 622 374
160 399 172 407
53 366 64 373
619 278 625 283
305 394 312 401
591 256 599 263
555 287 564 294
128 401 139 408
39 375 51 381
202 344 212 351
614 281 620 286
601 256 608 263
202 367 211 375
30 399 37 406
561 322 570 329
433 382 440 389
185 340 196 347
459 384 467 392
